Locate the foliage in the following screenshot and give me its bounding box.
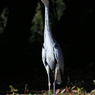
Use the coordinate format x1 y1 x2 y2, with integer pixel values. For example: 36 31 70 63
76 87 83 94
74 87 84 95
9 85 18 95
67 77 73 86
10 92 15 95
9 85 18 92
67 76 84 88
29 0 66 43
9 84 32 95
50 0 66 23
25 84 29 92
28 93 32 95
0 1 66 43
47 90 52 95
55 0 66 20
60 93 64 95
93 80 95 85
0 7 9 34
29 2 43 43
67 76 73 86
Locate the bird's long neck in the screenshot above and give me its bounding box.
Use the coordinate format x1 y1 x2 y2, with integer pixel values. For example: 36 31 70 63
44 5 53 43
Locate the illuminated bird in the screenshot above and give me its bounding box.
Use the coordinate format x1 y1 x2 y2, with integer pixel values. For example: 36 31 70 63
41 0 64 94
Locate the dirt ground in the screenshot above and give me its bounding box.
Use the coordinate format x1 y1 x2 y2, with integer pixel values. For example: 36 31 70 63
2 87 95 95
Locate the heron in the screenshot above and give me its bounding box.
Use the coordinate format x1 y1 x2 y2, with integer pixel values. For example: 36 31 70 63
41 0 64 95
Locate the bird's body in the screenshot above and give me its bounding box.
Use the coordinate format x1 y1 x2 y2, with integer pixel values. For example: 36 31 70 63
42 39 64 83
41 0 64 94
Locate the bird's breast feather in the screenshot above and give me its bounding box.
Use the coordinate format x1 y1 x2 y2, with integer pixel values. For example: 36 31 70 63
46 53 55 70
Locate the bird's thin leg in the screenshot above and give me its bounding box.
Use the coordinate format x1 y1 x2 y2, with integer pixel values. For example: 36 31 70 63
53 78 56 95
48 73 51 95
46 65 51 95
53 68 57 95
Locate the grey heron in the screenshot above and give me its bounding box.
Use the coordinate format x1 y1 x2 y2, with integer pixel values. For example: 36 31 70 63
41 0 64 94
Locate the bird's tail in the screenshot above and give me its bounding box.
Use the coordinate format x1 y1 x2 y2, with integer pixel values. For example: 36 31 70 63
56 71 62 84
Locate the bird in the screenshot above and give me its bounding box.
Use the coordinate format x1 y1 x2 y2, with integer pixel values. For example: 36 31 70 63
41 0 64 95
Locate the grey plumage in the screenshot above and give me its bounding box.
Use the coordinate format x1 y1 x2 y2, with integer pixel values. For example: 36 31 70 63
41 0 64 94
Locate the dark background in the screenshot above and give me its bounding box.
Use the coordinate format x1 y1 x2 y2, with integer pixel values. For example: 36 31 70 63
0 0 95 92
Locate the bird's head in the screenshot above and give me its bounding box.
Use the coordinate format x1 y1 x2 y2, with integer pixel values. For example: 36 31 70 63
41 0 49 6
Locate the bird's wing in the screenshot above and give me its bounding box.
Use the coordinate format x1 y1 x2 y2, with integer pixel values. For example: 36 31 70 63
54 43 59 63
42 43 46 68
53 40 64 73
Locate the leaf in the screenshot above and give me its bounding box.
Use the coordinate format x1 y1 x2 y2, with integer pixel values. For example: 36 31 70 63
9 85 13 89
11 92 15 95
93 80 95 85
28 93 32 95
25 84 29 92
9 85 18 92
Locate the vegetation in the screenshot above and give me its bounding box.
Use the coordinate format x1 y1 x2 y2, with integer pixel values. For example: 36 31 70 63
29 0 66 43
0 7 9 34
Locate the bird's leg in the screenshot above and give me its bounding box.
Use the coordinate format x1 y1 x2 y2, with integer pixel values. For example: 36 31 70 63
48 73 51 95
46 65 51 95
53 68 57 95
53 78 56 95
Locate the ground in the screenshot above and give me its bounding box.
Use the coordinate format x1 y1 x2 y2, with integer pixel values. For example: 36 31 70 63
0 63 95 95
